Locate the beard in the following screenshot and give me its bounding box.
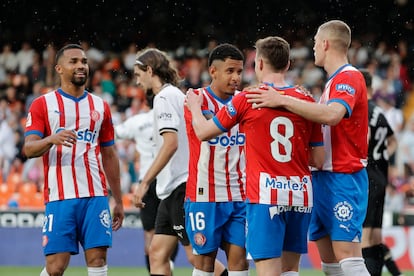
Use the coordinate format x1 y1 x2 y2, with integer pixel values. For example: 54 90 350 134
71 73 88 86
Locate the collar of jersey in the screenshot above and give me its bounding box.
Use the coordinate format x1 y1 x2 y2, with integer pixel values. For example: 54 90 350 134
58 88 88 102
205 86 232 105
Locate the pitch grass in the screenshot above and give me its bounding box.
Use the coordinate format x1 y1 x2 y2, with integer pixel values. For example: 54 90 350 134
0 267 412 276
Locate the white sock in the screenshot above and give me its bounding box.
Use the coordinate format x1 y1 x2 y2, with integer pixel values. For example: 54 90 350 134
39 267 49 276
87 265 108 276
339 257 370 276
281 271 299 276
192 268 214 276
321 262 345 276
228 270 249 276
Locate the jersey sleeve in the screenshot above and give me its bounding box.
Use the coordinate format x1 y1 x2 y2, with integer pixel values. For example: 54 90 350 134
115 116 136 140
213 92 247 132
24 96 47 138
154 92 181 134
99 101 115 147
328 71 364 118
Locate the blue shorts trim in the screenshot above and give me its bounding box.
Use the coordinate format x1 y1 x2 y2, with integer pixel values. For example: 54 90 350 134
42 197 112 255
309 169 368 242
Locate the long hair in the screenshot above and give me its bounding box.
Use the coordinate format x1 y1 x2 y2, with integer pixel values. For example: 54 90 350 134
135 48 180 86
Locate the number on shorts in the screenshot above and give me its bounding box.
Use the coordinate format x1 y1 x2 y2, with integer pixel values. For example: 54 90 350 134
188 211 205 231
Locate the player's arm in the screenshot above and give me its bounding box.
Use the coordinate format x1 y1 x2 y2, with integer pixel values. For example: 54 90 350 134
245 86 346 125
387 134 397 157
186 88 223 140
134 130 178 208
101 144 124 230
24 130 77 158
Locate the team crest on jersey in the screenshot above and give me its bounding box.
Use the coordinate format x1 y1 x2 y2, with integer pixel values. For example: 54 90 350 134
90 110 101 122
194 232 206 246
99 209 111 228
333 201 354 222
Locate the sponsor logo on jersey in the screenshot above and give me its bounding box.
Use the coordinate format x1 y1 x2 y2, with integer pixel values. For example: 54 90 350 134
159 112 172 120
76 129 98 143
336 83 355 95
208 131 246 147
269 206 312 219
26 112 32 127
260 173 310 191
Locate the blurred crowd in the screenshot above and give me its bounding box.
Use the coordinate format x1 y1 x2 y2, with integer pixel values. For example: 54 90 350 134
0 37 414 225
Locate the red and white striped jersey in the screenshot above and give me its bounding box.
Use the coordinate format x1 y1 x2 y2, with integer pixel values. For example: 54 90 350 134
24 89 115 202
185 87 246 202
318 64 368 173
214 85 323 206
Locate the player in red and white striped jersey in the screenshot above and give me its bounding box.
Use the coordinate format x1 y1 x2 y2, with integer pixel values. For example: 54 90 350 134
184 43 249 275
24 44 124 276
186 37 324 276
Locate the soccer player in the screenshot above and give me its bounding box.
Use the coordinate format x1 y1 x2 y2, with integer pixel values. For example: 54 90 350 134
186 36 324 276
24 44 124 276
360 69 401 276
114 93 179 274
131 48 226 276
184 43 249 275
246 20 370 275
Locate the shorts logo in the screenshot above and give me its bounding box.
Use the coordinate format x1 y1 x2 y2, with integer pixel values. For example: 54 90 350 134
194 232 206 246
42 235 48 247
333 201 353 222
99 209 111 228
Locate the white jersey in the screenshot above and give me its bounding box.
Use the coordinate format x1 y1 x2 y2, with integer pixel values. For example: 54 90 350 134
153 84 189 199
115 110 154 181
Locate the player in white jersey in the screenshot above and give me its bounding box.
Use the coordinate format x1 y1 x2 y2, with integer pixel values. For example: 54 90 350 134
131 48 226 276
184 43 249 276
24 44 124 276
115 94 179 273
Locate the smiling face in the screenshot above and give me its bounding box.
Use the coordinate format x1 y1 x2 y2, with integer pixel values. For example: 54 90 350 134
55 48 89 87
210 58 243 99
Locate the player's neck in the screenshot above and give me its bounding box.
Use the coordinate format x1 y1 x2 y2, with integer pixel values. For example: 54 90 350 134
325 54 349 77
152 78 166 94
60 83 85 98
261 72 288 87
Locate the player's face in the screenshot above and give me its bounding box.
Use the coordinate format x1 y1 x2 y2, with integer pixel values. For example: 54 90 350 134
210 58 243 98
313 31 325 67
134 66 152 92
56 49 89 87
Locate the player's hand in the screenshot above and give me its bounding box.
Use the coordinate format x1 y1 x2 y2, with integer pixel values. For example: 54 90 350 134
185 88 203 111
294 84 312 96
245 85 284 109
133 182 149 209
51 129 77 147
112 202 124 231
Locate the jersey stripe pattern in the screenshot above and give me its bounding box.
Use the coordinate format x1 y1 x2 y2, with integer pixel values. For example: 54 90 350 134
214 86 323 206
185 87 246 202
24 89 114 202
318 64 368 173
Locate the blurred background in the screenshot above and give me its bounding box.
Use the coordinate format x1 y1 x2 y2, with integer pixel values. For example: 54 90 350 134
0 0 413 270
